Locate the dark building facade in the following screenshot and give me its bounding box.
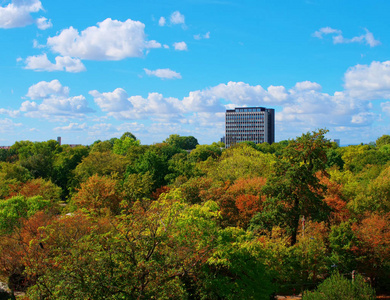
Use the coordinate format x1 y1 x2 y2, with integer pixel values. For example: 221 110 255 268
225 107 275 148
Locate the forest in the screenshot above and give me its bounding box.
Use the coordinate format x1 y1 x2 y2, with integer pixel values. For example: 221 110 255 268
0 129 389 299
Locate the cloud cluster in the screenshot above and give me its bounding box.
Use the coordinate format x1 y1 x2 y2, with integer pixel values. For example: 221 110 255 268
21 80 94 119
24 17 164 73
47 18 161 61
344 61 390 100
313 27 381 47
24 54 86 72
159 11 185 27
87 66 389 142
0 0 42 29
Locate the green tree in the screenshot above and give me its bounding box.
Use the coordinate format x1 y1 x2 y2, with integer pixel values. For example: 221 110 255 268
260 129 331 245
52 145 89 199
0 196 54 234
129 149 169 189
303 272 375 300
120 131 137 141
201 144 274 182
73 151 129 185
164 134 199 150
165 152 202 184
376 134 390 147
112 136 140 155
89 140 113 153
188 143 222 162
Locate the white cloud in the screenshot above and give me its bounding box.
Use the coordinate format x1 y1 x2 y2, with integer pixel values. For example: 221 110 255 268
173 41 188 51
22 80 93 118
312 27 341 39
36 16 52 30
90 88 183 120
47 18 161 61
27 79 69 100
313 27 381 47
21 95 93 118
54 123 88 131
73 59 390 143
0 118 22 133
89 88 132 112
209 81 289 105
0 0 42 29
351 112 376 125
144 68 182 79
24 54 86 73
194 32 210 40
381 102 390 115
158 16 166 26
33 39 45 49
0 109 20 118
293 81 322 91
344 61 390 100
170 11 185 25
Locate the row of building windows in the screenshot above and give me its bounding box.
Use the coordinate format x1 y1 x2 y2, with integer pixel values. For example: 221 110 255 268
226 115 265 120
233 108 265 112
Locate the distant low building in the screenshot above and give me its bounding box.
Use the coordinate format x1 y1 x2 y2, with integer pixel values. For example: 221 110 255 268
331 139 340 147
225 107 275 148
0 146 11 150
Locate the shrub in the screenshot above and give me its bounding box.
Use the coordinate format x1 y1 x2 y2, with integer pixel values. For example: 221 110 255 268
303 272 375 300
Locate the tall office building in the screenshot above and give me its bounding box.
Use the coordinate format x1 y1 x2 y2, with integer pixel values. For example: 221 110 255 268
225 107 275 148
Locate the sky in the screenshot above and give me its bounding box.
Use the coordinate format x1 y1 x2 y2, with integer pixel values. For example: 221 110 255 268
1 0 390 146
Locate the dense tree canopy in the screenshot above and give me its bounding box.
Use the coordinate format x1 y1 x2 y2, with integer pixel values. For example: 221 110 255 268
0 130 389 298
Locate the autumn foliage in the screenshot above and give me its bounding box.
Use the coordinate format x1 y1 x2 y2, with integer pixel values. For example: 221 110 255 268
0 131 390 298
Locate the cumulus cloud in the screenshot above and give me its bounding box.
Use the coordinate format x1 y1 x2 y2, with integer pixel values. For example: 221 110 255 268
27 79 69 99
89 88 132 112
24 54 86 72
72 59 390 143
293 81 322 91
158 16 166 26
47 18 161 61
89 88 183 120
22 80 93 118
351 112 376 125
0 0 42 29
173 41 188 51
36 16 52 30
21 96 93 118
144 68 182 79
170 11 185 25
209 81 289 105
344 61 390 100
313 27 381 47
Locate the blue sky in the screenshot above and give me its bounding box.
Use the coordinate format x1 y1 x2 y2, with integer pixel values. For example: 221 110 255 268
1 0 390 146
